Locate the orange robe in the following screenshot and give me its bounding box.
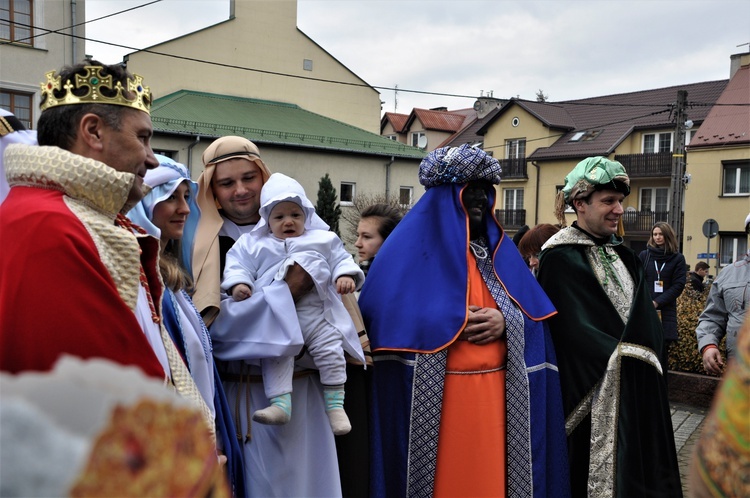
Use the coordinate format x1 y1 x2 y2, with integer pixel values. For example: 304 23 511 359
434 256 507 497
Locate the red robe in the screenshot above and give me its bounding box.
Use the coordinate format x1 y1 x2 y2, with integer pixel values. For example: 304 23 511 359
0 186 164 378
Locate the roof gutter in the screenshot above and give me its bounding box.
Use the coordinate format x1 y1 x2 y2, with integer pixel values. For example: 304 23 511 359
532 160 540 225
385 156 395 199
187 135 201 176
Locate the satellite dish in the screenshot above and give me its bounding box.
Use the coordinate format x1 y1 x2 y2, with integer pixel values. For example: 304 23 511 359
417 135 428 149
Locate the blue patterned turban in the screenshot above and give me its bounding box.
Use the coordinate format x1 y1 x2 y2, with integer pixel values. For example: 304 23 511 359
418 143 501 189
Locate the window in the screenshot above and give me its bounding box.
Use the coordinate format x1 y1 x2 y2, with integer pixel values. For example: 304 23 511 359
643 132 673 153
722 162 750 195
686 129 697 146
505 139 526 159
719 233 748 266
568 129 602 142
0 0 33 44
639 187 669 213
411 132 426 148
303 59 313 71
0 89 33 128
340 182 355 206
504 188 523 210
385 134 397 141
399 186 413 207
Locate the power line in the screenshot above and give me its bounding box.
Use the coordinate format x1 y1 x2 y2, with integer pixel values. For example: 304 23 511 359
7 19 746 109
0 0 162 46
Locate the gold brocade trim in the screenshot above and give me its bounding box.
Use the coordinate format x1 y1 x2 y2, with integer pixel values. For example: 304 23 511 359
5 144 134 215
66 197 142 311
0 116 15 136
565 342 661 498
585 245 634 324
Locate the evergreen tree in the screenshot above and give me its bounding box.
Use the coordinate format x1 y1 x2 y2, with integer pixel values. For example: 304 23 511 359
316 173 341 236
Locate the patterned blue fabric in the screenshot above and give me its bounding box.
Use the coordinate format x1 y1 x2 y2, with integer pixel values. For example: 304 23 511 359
360 183 556 352
419 143 502 189
362 182 570 498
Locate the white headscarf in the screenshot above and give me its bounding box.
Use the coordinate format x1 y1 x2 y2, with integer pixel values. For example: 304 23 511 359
127 155 200 275
252 173 329 238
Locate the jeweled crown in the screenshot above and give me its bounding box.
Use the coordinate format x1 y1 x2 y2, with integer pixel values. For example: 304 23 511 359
39 65 152 114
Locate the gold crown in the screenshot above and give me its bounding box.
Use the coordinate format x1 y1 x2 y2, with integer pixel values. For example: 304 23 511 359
40 65 152 114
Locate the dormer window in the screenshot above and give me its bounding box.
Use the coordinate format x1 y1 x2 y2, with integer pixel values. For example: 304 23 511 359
569 129 602 142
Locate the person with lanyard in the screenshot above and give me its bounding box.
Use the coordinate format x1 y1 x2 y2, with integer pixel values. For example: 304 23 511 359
127 155 245 497
191 136 347 497
537 156 682 497
638 222 687 365
359 144 570 498
0 62 213 432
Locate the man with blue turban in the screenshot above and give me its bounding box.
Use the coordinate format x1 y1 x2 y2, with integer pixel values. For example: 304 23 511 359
359 144 570 498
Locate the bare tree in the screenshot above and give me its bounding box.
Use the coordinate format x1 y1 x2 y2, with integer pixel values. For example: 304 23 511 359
339 193 410 247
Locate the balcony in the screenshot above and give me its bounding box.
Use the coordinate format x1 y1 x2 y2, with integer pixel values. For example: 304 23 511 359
498 158 528 179
495 209 526 230
614 152 673 178
622 210 669 234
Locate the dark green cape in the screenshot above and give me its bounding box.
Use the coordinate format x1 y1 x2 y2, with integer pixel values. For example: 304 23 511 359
538 235 682 497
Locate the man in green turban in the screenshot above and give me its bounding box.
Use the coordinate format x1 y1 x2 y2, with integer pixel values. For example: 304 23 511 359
538 157 683 497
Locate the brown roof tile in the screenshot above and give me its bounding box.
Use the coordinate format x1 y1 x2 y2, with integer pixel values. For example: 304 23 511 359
477 80 729 161
690 65 750 148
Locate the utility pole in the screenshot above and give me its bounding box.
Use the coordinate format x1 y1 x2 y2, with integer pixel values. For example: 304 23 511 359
668 90 688 242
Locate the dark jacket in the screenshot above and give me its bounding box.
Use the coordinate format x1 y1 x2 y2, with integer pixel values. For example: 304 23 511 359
688 271 705 293
638 246 687 341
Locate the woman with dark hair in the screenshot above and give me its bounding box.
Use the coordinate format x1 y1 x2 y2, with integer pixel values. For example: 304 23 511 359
517 223 561 276
354 203 403 276
638 221 687 363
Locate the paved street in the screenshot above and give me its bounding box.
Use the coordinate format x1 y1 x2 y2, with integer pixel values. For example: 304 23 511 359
671 401 709 496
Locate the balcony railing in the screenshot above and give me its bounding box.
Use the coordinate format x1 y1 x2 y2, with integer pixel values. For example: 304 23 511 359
614 152 673 178
622 210 669 233
498 158 528 179
495 209 526 229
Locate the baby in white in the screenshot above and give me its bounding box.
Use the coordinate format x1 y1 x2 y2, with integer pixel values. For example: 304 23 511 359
222 173 364 435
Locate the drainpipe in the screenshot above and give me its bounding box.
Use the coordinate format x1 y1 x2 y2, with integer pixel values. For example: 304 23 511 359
532 160 540 225
71 0 77 63
385 156 395 199
187 135 201 177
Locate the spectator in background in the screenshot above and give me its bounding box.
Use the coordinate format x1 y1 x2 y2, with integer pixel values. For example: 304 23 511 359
517 223 561 277
689 261 710 293
639 221 687 364
354 203 403 277
695 212 750 375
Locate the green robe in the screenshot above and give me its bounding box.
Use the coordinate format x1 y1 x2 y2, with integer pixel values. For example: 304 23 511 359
538 226 682 498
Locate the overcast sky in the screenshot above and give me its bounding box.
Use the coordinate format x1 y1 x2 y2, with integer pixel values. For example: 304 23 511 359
85 0 750 114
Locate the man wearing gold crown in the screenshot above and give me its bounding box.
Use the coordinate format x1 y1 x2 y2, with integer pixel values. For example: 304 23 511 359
0 62 212 424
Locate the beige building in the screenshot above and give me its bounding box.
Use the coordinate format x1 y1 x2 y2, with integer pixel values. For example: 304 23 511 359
124 0 382 134
472 65 737 265
118 0 424 247
683 53 750 274
0 0 87 127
